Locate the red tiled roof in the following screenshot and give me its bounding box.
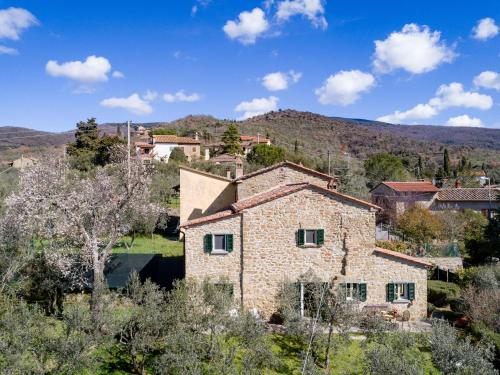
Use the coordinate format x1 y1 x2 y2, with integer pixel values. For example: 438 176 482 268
437 188 499 202
211 153 239 164
235 161 334 182
153 135 200 144
374 247 433 268
134 141 154 148
181 182 380 228
181 210 237 227
240 135 269 143
377 181 439 193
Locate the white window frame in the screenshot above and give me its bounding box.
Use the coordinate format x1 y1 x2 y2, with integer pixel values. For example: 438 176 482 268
304 229 317 245
394 282 409 301
212 233 228 254
345 282 359 301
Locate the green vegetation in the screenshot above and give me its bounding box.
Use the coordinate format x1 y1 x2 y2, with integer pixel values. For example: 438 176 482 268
66 118 124 171
113 235 183 257
396 206 443 246
364 153 409 189
427 280 460 308
168 147 187 163
150 128 177 135
247 144 285 167
221 123 243 155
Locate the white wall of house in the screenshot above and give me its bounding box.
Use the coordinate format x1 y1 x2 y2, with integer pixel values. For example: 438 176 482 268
154 143 178 161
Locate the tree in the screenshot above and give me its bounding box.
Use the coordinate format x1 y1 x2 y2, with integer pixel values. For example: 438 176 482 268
443 148 451 177
430 319 496 375
396 206 443 246
67 118 125 171
118 274 168 375
294 139 299 154
221 124 243 155
247 144 285 167
416 156 423 179
168 147 187 163
364 153 409 189
151 128 177 136
3 151 156 325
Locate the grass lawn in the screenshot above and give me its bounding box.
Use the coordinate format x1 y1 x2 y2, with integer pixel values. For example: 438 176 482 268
113 234 183 257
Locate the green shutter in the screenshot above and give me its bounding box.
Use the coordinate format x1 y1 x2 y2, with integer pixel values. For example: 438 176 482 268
359 283 367 302
225 234 234 252
297 229 305 246
204 234 212 253
339 283 347 300
316 229 324 245
387 283 395 302
408 282 415 301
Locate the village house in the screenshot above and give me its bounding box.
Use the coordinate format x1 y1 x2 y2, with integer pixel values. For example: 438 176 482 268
134 134 201 162
180 162 431 320
371 181 500 221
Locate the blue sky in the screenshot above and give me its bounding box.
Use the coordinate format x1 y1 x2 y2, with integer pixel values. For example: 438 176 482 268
0 0 499 132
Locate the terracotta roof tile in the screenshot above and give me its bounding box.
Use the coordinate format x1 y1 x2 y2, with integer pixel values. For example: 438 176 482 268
153 135 200 144
134 141 155 148
374 247 433 268
181 182 380 228
437 188 499 202
378 181 439 193
240 135 269 143
182 210 236 227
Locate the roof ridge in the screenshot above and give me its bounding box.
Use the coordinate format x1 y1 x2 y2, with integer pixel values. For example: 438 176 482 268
235 161 335 181
374 247 432 268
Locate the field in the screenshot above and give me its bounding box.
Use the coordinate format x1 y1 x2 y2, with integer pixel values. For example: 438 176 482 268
113 234 183 257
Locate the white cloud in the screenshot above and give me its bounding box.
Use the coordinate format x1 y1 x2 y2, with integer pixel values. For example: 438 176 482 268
100 93 153 115
143 90 158 101
262 70 302 91
223 8 269 45
163 90 201 103
373 23 455 74
0 7 38 40
235 96 279 119
377 104 437 123
429 82 492 110
446 114 483 127
46 55 112 83
276 0 327 29
472 18 498 40
314 70 375 106
474 71 500 91
112 70 124 79
0 45 17 55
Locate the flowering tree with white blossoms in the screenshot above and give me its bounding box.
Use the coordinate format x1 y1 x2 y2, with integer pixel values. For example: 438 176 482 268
2 149 161 321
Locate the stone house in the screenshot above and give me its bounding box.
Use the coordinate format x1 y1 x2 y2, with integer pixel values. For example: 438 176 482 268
181 162 431 319
371 181 499 221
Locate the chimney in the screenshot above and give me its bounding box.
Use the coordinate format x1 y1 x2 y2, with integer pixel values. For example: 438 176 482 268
194 131 199 141
204 148 210 161
455 179 462 188
226 169 232 179
235 157 244 179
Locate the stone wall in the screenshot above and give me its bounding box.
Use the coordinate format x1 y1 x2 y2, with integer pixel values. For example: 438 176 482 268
184 186 428 319
184 214 243 303
237 165 330 200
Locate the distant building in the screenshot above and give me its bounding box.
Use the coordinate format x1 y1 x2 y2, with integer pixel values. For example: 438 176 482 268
9 156 37 170
134 134 201 163
371 181 500 221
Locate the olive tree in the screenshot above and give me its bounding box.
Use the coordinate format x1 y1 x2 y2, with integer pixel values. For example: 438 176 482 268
2 151 157 324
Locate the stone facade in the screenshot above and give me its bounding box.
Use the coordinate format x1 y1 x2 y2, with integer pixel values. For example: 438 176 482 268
184 186 429 319
236 164 332 200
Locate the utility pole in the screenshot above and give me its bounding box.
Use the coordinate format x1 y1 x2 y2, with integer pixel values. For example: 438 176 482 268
127 121 131 189
327 150 331 176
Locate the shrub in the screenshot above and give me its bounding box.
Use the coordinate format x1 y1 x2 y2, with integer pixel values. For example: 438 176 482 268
375 240 408 253
427 280 460 308
247 144 285 167
169 147 187 163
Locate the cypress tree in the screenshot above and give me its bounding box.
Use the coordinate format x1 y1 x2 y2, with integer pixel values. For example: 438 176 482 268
221 124 243 155
443 149 451 177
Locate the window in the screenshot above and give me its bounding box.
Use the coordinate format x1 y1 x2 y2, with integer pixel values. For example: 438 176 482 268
305 230 317 245
213 234 226 251
340 283 367 302
387 282 415 302
204 234 234 254
394 283 407 300
294 282 329 317
297 229 324 247
192 147 196 152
